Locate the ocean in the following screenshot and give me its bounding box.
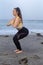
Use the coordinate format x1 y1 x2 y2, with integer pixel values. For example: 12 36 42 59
0 19 43 35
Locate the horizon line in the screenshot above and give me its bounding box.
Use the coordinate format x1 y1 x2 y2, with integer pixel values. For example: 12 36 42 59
0 19 43 21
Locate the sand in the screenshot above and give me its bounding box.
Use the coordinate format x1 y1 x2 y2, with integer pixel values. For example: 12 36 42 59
0 35 43 65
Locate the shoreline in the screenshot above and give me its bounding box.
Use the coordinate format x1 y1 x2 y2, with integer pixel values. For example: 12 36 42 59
0 29 43 36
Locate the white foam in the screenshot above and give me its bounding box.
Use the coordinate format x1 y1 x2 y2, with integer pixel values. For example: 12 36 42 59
0 29 43 35
29 29 43 35
0 29 18 35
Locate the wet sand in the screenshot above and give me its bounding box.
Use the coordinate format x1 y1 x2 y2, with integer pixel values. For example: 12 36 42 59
0 35 43 65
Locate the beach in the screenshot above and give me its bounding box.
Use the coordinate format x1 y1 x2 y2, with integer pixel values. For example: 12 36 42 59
0 0 43 65
0 34 43 65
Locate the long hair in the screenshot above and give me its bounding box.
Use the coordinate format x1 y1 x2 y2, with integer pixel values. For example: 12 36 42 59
14 7 23 23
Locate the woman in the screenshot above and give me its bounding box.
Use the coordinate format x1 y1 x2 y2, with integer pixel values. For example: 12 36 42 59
7 7 29 54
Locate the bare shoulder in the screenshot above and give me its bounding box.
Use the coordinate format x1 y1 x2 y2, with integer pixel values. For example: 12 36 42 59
16 17 21 21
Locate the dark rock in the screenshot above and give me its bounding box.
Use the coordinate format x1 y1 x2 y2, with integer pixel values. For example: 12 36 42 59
19 57 28 64
4 35 9 37
36 33 43 37
40 42 43 44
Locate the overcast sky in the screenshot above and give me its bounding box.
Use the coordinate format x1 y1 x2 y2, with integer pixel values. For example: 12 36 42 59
0 0 43 20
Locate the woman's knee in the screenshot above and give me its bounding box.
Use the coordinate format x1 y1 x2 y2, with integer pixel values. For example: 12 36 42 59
13 36 16 42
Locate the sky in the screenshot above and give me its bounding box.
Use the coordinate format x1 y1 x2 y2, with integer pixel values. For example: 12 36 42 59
0 0 43 20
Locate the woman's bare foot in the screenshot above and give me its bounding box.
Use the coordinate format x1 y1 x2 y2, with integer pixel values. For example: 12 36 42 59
14 49 19 52
16 50 23 54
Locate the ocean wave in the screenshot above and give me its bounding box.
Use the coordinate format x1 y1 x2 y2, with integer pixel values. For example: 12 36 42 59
0 29 43 35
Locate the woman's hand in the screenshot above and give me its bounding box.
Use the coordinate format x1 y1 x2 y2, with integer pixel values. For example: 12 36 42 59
6 23 11 26
6 18 15 26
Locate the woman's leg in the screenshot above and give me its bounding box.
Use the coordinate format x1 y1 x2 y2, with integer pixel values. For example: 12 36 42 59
13 27 29 53
13 32 22 51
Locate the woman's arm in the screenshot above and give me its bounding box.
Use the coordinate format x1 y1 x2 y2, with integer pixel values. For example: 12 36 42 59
7 18 15 26
12 17 20 28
